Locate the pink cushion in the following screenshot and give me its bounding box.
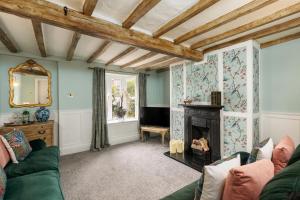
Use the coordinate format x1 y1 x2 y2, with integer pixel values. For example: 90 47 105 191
0 138 10 167
222 159 274 200
272 135 295 174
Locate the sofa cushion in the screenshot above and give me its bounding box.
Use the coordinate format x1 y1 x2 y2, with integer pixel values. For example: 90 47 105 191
194 152 248 200
199 154 240 200
260 159 300 200
4 170 64 200
247 138 273 163
160 181 197 200
29 139 46 152
222 159 274 200
0 136 17 164
4 146 59 178
0 139 10 168
272 136 295 174
287 144 300 166
0 167 7 200
3 130 32 161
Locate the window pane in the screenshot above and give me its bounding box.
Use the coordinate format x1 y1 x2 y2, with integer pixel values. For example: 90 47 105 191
106 74 137 121
126 79 135 97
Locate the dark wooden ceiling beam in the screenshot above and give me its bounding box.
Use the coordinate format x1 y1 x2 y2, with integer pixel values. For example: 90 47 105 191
260 32 300 48
0 0 203 61
174 0 277 44
153 0 219 38
0 26 17 53
83 0 98 15
204 17 300 53
191 3 300 49
123 0 161 29
87 40 111 63
31 19 46 57
121 52 158 68
105 46 137 66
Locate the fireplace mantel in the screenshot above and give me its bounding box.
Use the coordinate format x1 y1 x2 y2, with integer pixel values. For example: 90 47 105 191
179 104 224 110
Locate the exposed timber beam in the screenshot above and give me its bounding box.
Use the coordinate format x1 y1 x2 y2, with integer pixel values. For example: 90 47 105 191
136 55 172 69
66 32 81 61
66 0 98 61
123 0 161 29
83 0 98 15
87 41 111 63
153 0 219 38
260 32 300 48
0 0 203 61
174 0 277 44
117 0 161 67
204 17 300 53
31 19 46 57
191 3 300 49
105 46 137 66
0 26 17 53
147 57 182 70
121 52 158 68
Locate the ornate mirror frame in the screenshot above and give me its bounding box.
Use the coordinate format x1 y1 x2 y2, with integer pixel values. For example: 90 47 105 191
9 59 52 108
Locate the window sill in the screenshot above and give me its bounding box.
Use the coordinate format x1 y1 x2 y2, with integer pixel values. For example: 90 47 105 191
107 118 138 125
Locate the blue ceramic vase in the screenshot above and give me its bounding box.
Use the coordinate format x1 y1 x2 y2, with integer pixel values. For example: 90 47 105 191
35 107 50 122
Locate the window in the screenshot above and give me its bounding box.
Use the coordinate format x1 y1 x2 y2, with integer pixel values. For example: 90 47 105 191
106 73 138 122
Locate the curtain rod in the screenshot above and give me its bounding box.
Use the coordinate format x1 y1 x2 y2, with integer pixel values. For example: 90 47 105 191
88 67 150 75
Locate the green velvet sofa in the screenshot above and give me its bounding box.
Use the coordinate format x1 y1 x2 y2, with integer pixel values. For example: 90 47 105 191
161 148 300 200
3 139 64 200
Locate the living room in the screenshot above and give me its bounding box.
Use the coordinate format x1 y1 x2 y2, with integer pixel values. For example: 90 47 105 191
0 0 300 200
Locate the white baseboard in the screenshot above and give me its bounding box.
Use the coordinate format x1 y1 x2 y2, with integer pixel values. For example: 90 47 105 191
110 134 139 145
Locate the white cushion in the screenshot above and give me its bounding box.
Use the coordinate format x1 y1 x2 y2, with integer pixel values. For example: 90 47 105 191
257 138 273 160
0 135 18 164
200 154 240 200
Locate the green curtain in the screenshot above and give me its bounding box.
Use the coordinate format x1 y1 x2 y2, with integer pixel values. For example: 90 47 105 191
91 68 109 151
139 73 147 110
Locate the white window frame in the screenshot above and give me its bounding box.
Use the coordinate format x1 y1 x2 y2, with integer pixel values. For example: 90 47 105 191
106 72 139 123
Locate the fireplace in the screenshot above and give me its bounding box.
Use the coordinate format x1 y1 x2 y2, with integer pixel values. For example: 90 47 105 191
164 104 223 172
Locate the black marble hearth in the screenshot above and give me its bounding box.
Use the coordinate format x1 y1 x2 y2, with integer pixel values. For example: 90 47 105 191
165 104 223 172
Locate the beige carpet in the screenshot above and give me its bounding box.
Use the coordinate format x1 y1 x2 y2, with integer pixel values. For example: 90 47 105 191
60 137 200 200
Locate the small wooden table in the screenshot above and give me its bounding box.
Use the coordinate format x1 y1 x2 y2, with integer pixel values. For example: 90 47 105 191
140 126 169 145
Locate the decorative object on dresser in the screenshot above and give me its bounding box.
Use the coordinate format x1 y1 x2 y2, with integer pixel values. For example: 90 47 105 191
35 107 50 122
0 120 54 146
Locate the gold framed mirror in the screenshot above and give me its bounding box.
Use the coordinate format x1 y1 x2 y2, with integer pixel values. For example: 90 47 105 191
9 59 52 108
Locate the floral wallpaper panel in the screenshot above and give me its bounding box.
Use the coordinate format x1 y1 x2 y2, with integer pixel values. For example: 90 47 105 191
224 116 247 156
171 64 184 108
253 118 260 147
223 47 247 112
171 111 184 140
186 54 218 103
253 47 260 113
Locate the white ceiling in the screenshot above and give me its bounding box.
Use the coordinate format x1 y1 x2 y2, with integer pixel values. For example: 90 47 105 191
0 0 300 68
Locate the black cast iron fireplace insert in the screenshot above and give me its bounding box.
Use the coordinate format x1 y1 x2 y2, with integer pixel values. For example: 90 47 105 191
164 104 223 172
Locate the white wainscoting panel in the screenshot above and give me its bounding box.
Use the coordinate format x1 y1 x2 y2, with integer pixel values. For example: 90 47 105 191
261 112 300 145
59 109 139 155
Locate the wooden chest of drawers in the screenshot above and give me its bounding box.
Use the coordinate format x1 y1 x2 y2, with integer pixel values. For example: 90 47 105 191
0 120 54 146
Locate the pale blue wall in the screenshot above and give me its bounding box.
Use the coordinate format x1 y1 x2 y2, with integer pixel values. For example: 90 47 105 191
58 61 93 110
146 70 170 107
0 54 58 113
261 39 300 113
